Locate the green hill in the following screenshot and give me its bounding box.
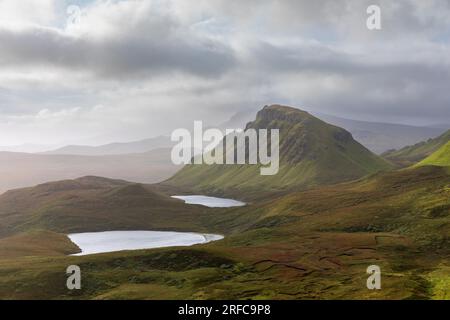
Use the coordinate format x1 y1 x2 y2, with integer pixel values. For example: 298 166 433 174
0 176 211 238
416 141 450 167
167 105 391 198
383 129 450 167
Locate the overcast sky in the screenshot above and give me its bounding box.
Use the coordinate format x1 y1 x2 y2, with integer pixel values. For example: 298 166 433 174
0 0 449 146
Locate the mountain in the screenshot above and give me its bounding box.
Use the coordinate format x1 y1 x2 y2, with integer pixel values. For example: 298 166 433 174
314 113 446 154
0 144 55 153
43 136 174 155
382 129 450 167
0 176 207 238
416 141 450 167
167 105 392 197
0 105 447 300
0 148 180 194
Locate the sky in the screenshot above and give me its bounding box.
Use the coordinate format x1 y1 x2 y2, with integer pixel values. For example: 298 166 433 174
0 0 449 146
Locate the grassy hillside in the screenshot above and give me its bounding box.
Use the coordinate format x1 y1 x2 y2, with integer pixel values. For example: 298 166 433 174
0 176 213 238
416 141 450 167
0 166 448 299
383 129 450 167
0 230 80 258
167 105 391 198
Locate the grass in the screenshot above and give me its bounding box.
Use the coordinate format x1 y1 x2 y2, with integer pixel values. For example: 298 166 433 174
426 265 450 299
0 166 448 299
0 176 215 237
0 230 80 258
416 141 450 167
383 129 450 167
0 105 447 300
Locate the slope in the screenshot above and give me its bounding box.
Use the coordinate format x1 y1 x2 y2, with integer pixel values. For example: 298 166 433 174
43 136 173 156
0 176 210 238
167 105 391 198
0 166 448 299
383 129 450 167
416 141 450 167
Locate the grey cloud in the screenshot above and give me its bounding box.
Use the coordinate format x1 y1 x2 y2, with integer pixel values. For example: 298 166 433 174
0 26 236 79
1 0 450 146
204 0 450 41
244 38 450 125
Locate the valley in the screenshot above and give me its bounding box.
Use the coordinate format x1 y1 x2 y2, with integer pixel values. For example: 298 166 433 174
0 165 448 299
2 0 450 304
0 105 448 300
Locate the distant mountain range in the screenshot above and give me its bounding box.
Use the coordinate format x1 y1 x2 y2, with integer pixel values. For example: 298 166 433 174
0 148 180 194
314 113 446 154
42 136 174 155
0 144 55 153
2 111 445 157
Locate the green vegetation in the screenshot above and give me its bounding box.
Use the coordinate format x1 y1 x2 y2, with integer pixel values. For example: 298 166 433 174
0 105 448 300
0 230 80 258
167 105 391 199
0 166 448 299
426 265 450 299
416 141 450 167
383 129 450 167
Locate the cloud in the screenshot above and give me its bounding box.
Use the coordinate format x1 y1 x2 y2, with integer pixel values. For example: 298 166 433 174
0 0 58 29
0 1 236 80
0 0 449 145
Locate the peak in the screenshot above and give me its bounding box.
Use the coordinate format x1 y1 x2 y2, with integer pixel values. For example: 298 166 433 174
261 104 311 115
260 104 311 116
263 104 308 112
252 105 315 126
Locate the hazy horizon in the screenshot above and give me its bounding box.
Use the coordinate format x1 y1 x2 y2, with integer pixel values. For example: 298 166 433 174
1 107 448 151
